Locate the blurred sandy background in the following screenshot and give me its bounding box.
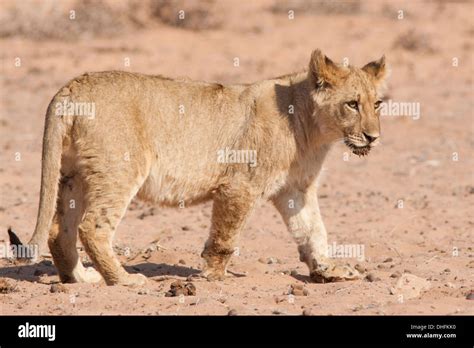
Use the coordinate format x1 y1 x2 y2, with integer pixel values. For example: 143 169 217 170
0 0 472 315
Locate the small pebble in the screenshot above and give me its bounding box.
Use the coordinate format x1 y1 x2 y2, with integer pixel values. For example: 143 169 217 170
50 284 68 293
289 283 308 296
390 271 401 278
227 309 238 316
137 288 150 295
365 273 380 282
165 280 196 297
267 257 278 264
0 279 18 294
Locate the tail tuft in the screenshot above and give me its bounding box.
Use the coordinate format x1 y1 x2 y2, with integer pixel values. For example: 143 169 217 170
8 227 38 261
7 227 23 246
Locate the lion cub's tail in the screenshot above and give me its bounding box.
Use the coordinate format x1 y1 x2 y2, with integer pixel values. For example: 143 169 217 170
8 97 66 260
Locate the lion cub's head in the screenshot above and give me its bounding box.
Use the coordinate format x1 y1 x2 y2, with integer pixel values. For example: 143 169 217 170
308 49 388 156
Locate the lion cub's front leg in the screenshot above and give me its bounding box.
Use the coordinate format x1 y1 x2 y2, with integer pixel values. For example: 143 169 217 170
200 183 257 281
273 184 360 283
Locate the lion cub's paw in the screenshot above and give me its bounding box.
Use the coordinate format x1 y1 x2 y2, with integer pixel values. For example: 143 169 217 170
204 270 226 281
74 267 103 284
310 263 361 283
116 273 147 287
189 269 226 282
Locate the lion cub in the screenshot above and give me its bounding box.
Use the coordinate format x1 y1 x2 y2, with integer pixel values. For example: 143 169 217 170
11 50 387 285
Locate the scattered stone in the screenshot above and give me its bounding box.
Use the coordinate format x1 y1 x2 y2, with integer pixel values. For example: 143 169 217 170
377 264 388 269
227 309 238 316
383 257 393 263
444 268 451 273
302 308 312 316
165 280 196 297
466 292 474 300
0 279 18 294
390 274 430 300
181 226 190 231
137 288 150 295
258 257 279 264
289 283 309 296
267 257 279 264
290 270 298 277
365 273 380 282
142 239 166 254
114 245 134 258
178 259 186 265
354 264 366 273
50 283 68 294
352 304 364 312
144 244 157 253
390 271 402 278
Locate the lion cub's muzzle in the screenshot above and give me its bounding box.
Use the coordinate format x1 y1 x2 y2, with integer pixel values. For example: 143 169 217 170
344 132 379 157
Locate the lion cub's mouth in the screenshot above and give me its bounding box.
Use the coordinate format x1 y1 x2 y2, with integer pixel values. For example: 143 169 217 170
344 138 371 157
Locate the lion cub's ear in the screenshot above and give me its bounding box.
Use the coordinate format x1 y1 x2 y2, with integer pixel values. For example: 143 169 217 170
362 55 389 85
309 49 347 88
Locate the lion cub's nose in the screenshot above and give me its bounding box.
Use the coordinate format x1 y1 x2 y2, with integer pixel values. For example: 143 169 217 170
363 132 379 143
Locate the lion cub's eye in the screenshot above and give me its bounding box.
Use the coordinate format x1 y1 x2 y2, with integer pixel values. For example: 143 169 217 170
374 100 383 109
346 101 359 111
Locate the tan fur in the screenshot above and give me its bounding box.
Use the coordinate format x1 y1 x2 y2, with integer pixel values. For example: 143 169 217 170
27 49 388 285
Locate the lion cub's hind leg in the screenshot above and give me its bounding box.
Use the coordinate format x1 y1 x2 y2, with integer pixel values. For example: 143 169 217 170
48 174 102 284
77 172 146 286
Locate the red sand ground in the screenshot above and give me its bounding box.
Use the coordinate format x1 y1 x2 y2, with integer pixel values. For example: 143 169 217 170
0 0 473 315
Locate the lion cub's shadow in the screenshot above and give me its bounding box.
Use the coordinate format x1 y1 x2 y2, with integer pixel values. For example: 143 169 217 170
0 260 200 283
125 263 200 279
0 260 57 283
